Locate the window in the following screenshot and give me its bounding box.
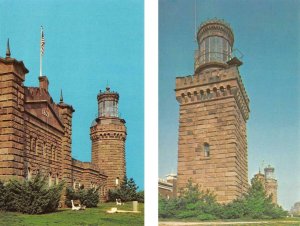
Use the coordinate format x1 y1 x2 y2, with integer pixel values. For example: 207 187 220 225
116 177 119 186
55 174 59 185
43 142 46 157
48 173 52 186
26 167 32 181
73 179 76 189
204 143 210 157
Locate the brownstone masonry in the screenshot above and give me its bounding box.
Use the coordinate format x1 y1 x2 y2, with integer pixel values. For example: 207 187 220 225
0 41 127 203
176 19 250 203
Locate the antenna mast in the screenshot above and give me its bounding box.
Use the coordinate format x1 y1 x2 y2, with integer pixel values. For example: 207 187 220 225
194 0 197 42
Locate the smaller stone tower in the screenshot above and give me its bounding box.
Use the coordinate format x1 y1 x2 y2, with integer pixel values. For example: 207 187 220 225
264 165 278 204
253 165 278 204
90 87 126 192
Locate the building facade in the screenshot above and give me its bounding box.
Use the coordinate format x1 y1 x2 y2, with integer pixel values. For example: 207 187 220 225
0 42 126 202
158 174 177 199
176 19 250 203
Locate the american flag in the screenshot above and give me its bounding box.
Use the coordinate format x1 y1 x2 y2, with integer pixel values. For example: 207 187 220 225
40 27 45 56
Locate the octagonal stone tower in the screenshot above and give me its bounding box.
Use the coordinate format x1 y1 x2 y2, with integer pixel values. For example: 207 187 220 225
90 87 126 192
264 165 278 204
176 19 250 203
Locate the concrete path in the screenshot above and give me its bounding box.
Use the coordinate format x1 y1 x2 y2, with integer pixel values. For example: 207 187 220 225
159 221 300 225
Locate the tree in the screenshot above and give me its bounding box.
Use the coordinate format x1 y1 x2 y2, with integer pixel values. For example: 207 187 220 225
242 177 287 219
108 176 142 202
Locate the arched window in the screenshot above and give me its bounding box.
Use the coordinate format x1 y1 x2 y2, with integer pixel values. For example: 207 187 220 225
204 143 210 157
116 177 119 186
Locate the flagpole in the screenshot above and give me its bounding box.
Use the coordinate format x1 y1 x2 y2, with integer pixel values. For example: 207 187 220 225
40 26 43 77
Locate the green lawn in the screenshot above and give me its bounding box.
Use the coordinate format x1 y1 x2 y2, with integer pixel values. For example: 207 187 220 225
0 202 144 226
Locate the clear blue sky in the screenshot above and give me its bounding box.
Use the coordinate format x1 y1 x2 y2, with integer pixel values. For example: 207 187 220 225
159 0 300 210
0 0 144 189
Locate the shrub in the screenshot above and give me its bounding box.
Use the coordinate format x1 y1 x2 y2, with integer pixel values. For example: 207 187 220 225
159 196 179 218
136 190 144 203
159 178 287 220
0 174 64 214
65 187 99 208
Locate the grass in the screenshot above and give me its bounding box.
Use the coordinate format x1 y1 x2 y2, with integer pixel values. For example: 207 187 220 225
0 202 144 226
159 217 300 225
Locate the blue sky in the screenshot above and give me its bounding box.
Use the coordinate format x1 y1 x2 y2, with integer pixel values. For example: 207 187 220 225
159 0 300 210
0 0 144 189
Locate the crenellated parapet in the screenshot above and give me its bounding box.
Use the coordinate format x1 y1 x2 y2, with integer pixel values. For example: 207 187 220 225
175 66 250 121
90 122 126 142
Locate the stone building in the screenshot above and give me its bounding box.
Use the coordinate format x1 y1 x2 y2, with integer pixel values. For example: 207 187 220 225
175 19 250 203
158 174 177 199
0 41 126 202
254 165 278 204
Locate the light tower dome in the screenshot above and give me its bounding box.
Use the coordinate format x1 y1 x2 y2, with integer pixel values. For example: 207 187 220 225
97 86 119 118
195 18 234 72
264 165 275 180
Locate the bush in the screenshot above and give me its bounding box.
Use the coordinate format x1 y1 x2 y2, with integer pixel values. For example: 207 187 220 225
159 179 221 220
65 187 99 208
0 174 64 214
108 176 143 202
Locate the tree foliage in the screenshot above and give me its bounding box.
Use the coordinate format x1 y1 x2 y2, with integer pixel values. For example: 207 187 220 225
0 174 64 214
108 176 143 202
159 178 287 220
65 187 100 208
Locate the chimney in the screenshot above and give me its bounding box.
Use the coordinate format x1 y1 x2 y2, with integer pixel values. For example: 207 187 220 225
39 76 49 91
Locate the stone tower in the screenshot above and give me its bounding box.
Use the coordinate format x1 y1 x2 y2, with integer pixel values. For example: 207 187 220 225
0 41 29 181
90 87 126 192
264 165 278 204
176 19 250 203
